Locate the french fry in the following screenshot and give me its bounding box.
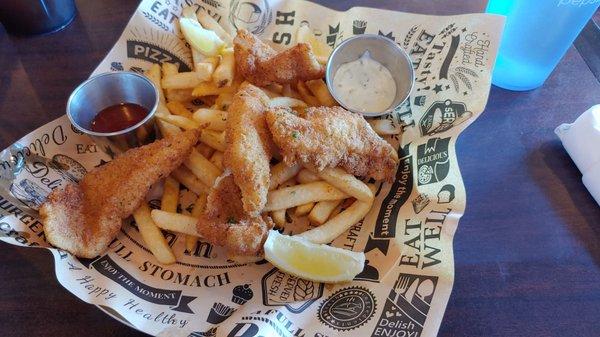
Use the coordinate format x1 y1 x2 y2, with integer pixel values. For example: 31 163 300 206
185 234 197 253
162 63 193 105
306 79 337 106
146 63 165 104
298 194 373 244
214 91 234 110
282 84 302 100
161 176 180 213
152 64 169 107
329 202 344 218
271 179 295 227
269 96 307 108
193 108 227 131
133 203 176 264
192 81 228 96
157 114 200 130
200 62 217 77
162 62 178 76
367 119 402 135
294 166 318 214
271 210 287 228
151 210 199 236
296 81 320 106
157 120 182 137
295 202 315 216
171 166 210 195
192 193 208 218
200 129 226 152
204 56 221 69
297 169 319 184
162 69 213 90
210 151 223 169
145 63 161 85
196 11 233 45
196 142 215 158
184 149 221 187
213 48 235 87
313 167 373 202
178 194 196 253
145 63 172 117
269 162 301 190
264 181 349 212
166 101 194 119
308 199 343 225
166 89 194 103
185 193 208 252
157 101 172 116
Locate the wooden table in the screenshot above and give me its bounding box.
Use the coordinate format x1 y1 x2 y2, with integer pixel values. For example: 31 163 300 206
1 1 599 336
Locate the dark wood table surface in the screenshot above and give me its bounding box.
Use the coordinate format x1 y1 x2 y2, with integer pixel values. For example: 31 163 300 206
1 0 599 336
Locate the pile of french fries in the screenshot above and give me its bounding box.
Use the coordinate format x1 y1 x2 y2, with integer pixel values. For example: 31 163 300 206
132 8 398 265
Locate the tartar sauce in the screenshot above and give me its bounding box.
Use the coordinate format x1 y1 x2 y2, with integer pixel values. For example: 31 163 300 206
332 51 396 113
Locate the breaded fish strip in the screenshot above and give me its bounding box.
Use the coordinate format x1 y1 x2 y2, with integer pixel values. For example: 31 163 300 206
266 106 399 182
224 82 273 216
234 29 325 86
196 172 273 256
40 130 200 258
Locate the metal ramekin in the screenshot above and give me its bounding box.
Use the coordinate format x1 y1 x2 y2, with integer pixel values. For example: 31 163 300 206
66 71 159 149
325 34 415 117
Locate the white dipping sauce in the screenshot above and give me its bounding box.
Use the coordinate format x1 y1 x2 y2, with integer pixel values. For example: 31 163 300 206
333 51 396 113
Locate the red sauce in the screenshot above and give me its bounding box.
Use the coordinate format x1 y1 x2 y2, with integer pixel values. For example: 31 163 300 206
90 103 149 133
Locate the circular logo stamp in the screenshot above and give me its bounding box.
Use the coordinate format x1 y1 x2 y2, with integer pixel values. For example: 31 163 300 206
418 165 433 184
318 287 376 331
229 0 272 35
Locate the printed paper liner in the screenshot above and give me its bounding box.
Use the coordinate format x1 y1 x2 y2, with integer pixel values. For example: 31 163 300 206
0 1 504 336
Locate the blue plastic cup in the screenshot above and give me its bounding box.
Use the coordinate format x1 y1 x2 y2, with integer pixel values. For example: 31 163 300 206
487 0 600 91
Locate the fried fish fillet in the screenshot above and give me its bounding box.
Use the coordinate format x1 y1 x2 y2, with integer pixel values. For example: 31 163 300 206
196 172 272 256
234 29 325 86
266 106 399 182
223 82 273 216
40 130 200 258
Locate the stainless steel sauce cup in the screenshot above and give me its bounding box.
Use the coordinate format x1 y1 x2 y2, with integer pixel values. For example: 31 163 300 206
0 0 77 35
325 34 415 117
66 71 159 150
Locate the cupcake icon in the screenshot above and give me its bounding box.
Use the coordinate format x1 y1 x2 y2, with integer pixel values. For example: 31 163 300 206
231 284 253 305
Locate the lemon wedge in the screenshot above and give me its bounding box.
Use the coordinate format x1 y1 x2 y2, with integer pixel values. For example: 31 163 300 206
296 25 332 64
264 230 365 283
179 17 224 56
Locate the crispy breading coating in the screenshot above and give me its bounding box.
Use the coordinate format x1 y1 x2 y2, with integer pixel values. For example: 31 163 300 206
265 106 399 182
40 130 200 258
196 172 272 256
234 29 325 86
223 82 273 216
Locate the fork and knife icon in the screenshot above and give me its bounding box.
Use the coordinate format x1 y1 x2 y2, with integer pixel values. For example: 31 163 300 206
392 275 435 306
387 275 436 326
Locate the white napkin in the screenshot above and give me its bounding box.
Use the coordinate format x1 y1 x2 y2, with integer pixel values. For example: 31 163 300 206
555 105 600 207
